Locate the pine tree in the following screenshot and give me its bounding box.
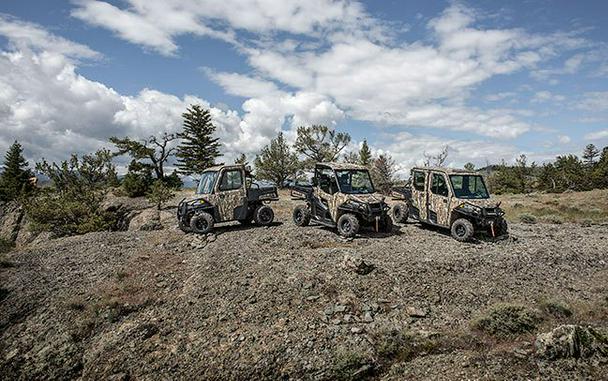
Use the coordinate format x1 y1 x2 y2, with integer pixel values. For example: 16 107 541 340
234 153 248 165
0 141 33 202
359 139 372 166
582 144 600 167
294 125 351 168
371 154 396 195
464 162 475 171
175 105 222 175
254 132 300 187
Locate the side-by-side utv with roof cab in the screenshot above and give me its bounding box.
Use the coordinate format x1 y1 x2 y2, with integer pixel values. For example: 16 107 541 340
177 164 278 234
392 167 508 242
289 162 393 238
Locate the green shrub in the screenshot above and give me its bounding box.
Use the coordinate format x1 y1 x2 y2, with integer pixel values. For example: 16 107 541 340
472 303 541 337
540 299 572 318
146 180 175 210
162 170 183 190
25 190 118 237
519 213 537 224
331 349 372 381
0 238 14 254
122 172 152 197
371 328 439 363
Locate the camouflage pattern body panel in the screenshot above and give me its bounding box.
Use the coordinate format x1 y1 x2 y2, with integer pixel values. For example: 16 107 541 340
315 188 385 221
204 190 246 222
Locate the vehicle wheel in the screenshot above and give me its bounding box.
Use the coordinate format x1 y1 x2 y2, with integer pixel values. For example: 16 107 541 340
190 212 214 234
337 213 359 238
392 202 409 224
178 219 192 233
379 215 393 233
451 218 474 242
495 218 508 237
254 205 274 226
292 205 311 227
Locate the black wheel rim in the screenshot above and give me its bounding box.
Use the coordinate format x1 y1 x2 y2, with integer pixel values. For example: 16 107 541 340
455 224 466 237
341 220 351 232
294 210 302 223
260 209 272 223
196 218 208 231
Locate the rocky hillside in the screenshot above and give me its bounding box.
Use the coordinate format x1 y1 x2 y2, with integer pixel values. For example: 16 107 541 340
1 194 607 380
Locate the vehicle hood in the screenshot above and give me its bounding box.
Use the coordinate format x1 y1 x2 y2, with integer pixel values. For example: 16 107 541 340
347 193 386 204
456 198 500 209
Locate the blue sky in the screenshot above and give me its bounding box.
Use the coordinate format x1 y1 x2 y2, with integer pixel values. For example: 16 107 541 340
1 0 607 175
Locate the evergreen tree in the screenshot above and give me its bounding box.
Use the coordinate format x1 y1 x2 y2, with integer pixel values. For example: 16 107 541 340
146 180 175 210
111 132 177 180
582 143 600 167
175 105 222 175
464 162 476 171
343 151 360 164
234 153 248 165
294 125 351 168
371 154 396 195
592 146 608 189
254 132 300 187
359 140 372 166
0 141 33 202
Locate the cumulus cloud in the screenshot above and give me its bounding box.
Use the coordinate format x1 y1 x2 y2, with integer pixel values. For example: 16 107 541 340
584 130 608 141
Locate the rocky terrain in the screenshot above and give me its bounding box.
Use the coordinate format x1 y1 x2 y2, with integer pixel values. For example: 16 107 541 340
1 192 608 380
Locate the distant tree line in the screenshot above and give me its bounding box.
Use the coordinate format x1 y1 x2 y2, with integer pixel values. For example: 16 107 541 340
487 144 608 194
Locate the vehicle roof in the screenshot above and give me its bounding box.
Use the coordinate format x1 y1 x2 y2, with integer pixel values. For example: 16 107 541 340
316 162 368 170
202 163 248 172
411 166 480 175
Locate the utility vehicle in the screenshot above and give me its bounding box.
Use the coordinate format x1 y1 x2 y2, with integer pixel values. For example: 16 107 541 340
177 164 278 234
391 167 508 242
290 162 392 238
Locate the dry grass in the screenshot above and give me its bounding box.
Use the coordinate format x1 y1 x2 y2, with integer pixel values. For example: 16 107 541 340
497 189 608 224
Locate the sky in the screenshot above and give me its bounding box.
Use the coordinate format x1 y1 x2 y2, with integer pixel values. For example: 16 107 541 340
1 0 607 177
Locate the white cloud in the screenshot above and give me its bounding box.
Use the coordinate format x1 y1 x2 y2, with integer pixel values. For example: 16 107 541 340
0 14 101 59
532 90 566 103
576 91 608 111
71 0 379 56
558 135 571 144
584 130 608 141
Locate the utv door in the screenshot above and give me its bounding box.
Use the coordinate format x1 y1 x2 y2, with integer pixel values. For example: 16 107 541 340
214 168 247 221
427 172 451 227
314 167 340 222
410 170 428 221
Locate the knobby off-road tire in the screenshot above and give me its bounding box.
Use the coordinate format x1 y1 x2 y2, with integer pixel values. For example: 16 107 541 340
292 205 311 227
254 205 274 226
451 218 474 242
337 213 359 238
495 218 508 237
392 202 409 224
190 212 214 234
178 214 193 233
379 214 393 233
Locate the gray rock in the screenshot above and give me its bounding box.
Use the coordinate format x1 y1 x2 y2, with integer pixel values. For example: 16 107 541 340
535 324 608 360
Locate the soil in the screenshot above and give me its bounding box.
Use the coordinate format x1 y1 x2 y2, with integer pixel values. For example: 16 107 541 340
1 193 607 380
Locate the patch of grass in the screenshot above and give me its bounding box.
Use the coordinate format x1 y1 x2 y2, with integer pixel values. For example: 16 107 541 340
0 238 14 254
370 328 440 363
331 349 373 381
540 214 564 224
471 303 541 338
539 299 572 319
518 213 537 224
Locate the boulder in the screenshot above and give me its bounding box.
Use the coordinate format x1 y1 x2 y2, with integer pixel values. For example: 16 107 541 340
128 209 161 231
535 325 608 360
0 202 24 243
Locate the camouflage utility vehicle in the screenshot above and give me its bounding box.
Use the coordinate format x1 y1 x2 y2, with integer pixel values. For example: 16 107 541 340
392 167 508 242
177 164 278 234
290 163 392 238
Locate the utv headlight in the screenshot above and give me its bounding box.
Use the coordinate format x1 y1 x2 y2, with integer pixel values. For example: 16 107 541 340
458 203 481 214
347 200 368 211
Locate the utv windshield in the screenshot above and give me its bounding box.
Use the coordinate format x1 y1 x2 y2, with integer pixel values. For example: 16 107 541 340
335 170 375 194
449 175 489 199
197 171 218 194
